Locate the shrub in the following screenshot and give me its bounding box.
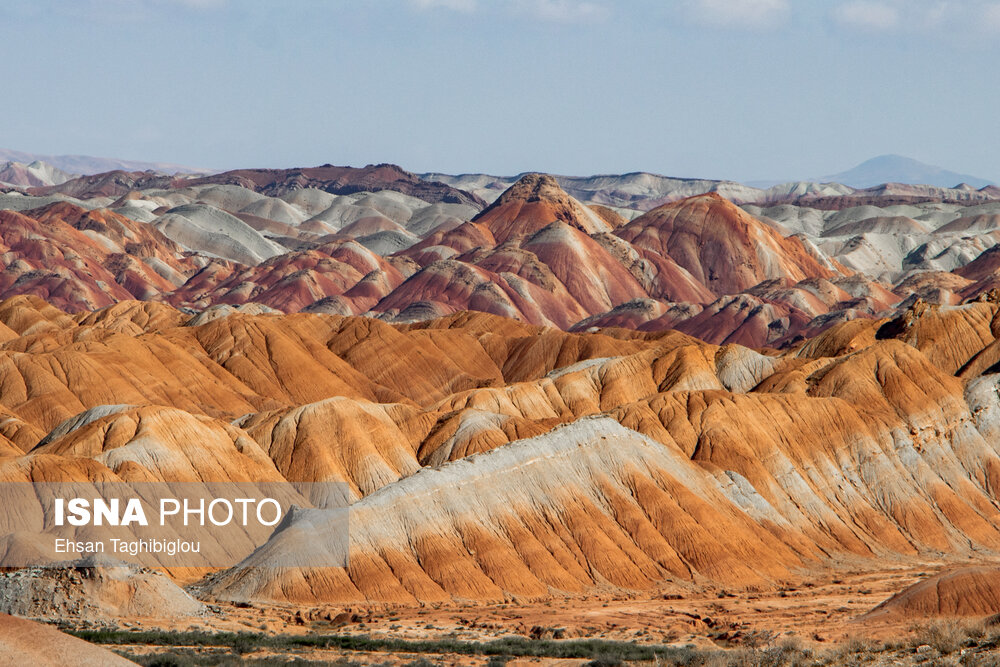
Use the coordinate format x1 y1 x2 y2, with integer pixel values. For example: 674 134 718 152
584 657 624 667
915 620 976 655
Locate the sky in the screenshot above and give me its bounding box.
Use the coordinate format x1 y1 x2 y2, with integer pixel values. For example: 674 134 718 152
2 0 999 182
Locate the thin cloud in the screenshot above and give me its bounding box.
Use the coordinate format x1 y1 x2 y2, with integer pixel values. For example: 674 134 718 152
831 0 1000 34
984 3 1000 30
511 0 609 23
832 1 899 30
173 0 226 8
684 0 790 29
409 0 476 12
408 0 609 23
46 0 228 24
140 0 229 9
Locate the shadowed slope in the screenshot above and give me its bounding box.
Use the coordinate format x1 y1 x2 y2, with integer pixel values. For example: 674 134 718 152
864 567 1000 620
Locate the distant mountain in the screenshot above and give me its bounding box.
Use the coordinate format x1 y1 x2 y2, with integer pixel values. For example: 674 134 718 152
31 163 485 208
421 172 854 209
0 160 73 187
823 155 995 189
0 148 208 176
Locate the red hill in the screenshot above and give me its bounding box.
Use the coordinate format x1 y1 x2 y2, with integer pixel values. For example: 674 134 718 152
472 173 613 243
617 193 835 296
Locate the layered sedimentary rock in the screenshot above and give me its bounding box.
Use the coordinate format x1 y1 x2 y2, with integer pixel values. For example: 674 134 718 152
616 193 835 296
864 567 1000 620
0 203 201 311
14 156 1000 634
0 296 997 608
8 171 963 345
471 173 613 242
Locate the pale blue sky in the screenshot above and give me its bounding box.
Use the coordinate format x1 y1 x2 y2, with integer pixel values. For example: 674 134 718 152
3 0 998 181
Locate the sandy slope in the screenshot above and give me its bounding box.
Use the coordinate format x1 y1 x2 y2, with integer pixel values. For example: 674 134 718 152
0 613 136 665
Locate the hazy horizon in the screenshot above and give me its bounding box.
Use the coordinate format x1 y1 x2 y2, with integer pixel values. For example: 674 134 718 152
3 0 997 182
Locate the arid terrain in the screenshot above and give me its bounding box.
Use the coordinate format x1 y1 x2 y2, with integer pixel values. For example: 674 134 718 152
3 160 1000 664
